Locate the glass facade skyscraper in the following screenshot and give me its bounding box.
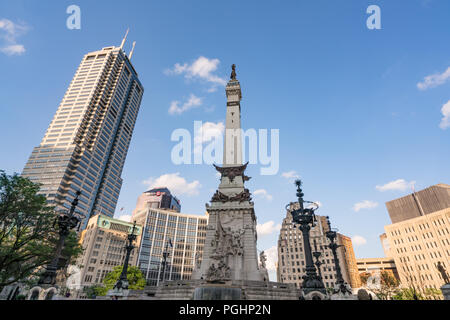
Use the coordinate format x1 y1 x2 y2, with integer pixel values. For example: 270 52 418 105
22 38 143 228
133 207 208 287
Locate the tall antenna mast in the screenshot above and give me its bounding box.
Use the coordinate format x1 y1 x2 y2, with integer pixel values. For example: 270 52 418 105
120 28 129 50
129 41 136 60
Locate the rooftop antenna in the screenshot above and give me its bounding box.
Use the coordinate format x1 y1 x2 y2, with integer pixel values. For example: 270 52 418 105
129 41 136 60
120 28 129 50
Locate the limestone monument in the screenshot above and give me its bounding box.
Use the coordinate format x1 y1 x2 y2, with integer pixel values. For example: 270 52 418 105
192 68 265 283
154 65 298 300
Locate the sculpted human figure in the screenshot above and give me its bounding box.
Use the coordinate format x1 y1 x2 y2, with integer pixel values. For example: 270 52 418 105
260 251 267 269
230 64 237 80
437 261 449 283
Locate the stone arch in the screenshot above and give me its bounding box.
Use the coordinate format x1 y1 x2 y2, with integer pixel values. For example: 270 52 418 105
28 287 42 300
304 290 328 300
44 288 57 300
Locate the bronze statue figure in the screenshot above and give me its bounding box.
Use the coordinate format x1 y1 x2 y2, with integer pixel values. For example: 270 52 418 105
437 261 450 284
230 64 237 80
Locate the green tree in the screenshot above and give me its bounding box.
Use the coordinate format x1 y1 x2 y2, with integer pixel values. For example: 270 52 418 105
374 271 400 300
83 285 106 299
100 265 146 295
423 288 443 300
0 171 82 288
392 288 423 300
359 271 400 300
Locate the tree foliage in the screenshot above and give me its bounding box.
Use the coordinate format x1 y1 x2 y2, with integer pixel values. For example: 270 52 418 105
392 288 423 300
99 265 146 295
359 270 400 300
0 171 82 288
83 285 105 299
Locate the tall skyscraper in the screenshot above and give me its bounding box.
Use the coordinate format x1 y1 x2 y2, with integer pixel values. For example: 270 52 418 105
132 187 181 217
276 203 357 289
22 33 144 228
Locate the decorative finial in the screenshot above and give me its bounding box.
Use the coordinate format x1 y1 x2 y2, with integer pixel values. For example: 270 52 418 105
230 64 237 80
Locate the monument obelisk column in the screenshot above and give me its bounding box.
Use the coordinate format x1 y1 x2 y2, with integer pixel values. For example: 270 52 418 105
193 65 266 283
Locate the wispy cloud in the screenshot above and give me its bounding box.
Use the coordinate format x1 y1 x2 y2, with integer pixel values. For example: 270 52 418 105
253 189 273 201
256 221 281 237
376 179 415 192
281 171 300 180
351 235 367 246
439 100 450 130
169 94 203 115
142 173 201 196
263 246 278 271
353 200 378 212
117 214 132 222
417 67 450 90
165 56 227 91
0 18 28 56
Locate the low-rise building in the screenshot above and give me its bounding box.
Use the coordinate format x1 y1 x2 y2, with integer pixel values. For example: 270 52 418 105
75 214 142 297
356 257 399 281
383 184 450 292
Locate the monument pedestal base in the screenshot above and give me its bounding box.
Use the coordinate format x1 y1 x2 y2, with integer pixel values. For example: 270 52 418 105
151 280 299 300
441 284 450 300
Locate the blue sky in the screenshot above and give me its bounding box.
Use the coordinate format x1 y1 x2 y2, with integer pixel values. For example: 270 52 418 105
1 0 450 278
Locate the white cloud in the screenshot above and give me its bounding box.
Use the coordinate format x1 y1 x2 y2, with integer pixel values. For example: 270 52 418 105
353 200 379 212
439 100 450 130
306 201 322 209
351 235 367 246
169 94 202 115
375 179 416 192
142 173 201 197
281 171 300 180
0 18 28 56
253 189 273 201
117 214 132 222
165 56 227 90
256 221 281 237
263 246 278 271
194 121 225 144
417 67 450 90
0 44 25 55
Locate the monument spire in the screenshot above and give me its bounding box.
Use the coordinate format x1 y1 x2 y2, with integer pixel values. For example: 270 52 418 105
223 64 243 167
156 64 298 300
193 64 263 284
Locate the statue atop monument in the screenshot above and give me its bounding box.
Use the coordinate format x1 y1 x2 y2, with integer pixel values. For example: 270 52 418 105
230 64 237 80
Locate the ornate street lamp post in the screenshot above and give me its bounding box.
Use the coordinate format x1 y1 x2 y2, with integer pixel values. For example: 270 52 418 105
325 216 351 295
290 180 326 295
113 221 138 291
39 190 83 285
312 239 323 280
160 238 172 285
